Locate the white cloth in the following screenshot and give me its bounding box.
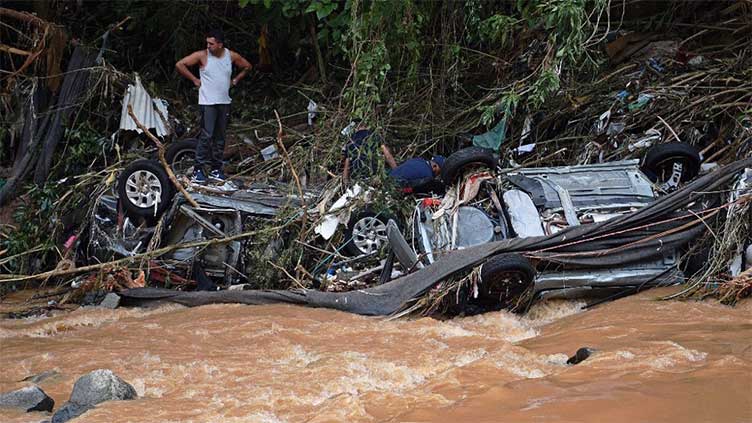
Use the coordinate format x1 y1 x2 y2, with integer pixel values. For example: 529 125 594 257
199 48 232 105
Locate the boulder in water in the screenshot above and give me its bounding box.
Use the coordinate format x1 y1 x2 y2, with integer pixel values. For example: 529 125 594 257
0 385 55 412
567 347 596 365
51 402 93 423
50 369 136 423
68 369 137 405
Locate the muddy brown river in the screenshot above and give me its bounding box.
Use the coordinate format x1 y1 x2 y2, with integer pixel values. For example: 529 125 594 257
1 287 750 422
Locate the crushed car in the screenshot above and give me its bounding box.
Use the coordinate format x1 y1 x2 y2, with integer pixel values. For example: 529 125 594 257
402 143 709 312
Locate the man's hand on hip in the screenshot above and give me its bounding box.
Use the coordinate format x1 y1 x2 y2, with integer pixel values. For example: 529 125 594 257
193 79 201 88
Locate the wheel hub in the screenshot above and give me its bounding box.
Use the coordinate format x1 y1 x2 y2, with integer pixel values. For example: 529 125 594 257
125 169 162 208
659 161 684 191
352 217 387 254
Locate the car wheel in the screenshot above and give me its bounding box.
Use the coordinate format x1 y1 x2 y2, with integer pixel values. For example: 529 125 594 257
441 146 497 185
343 210 394 256
165 138 198 177
118 159 174 218
641 143 701 191
478 253 535 309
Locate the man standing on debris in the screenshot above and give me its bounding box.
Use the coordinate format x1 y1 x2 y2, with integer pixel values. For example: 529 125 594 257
176 29 252 184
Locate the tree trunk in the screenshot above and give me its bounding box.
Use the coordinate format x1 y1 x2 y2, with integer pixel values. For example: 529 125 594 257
0 45 95 205
33 46 96 185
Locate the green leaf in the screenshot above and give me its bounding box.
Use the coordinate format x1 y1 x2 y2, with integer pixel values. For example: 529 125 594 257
316 3 337 20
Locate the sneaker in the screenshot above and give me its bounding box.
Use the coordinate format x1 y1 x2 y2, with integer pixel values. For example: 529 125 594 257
208 169 228 182
191 168 207 184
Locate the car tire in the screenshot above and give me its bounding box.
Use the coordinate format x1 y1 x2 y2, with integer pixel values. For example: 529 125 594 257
641 143 701 188
441 146 497 185
342 210 396 256
165 138 198 176
118 159 174 219
479 253 535 308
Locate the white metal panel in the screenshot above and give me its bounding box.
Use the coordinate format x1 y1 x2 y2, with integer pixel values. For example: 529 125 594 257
119 75 168 137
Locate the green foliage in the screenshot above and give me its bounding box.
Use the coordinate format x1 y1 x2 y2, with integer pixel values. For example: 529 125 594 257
305 0 338 20
536 0 598 69
479 14 519 48
529 68 561 109
58 123 104 177
243 0 352 55
482 89 520 126
342 0 425 118
1 184 62 275
0 127 7 164
347 39 390 118
474 0 605 125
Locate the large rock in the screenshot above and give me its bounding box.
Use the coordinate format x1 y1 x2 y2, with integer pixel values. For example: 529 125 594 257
68 369 136 405
0 385 55 412
51 402 93 423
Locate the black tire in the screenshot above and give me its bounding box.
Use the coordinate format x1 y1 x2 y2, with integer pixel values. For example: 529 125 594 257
118 159 174 219
441 146 497 185
165 138 198 176
641 143 701 188
478 253 535 308
342 210 396 256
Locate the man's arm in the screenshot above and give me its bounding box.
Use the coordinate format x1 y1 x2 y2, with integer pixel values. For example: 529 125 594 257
175 51 204 87
230 51 252 86
381 144 398 169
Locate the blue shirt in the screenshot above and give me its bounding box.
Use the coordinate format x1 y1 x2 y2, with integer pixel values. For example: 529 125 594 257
389 158 433 185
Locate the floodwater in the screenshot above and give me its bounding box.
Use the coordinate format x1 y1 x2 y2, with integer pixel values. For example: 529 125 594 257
1 288 750 422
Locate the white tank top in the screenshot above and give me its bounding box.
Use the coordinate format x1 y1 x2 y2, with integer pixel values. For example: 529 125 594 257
199 48 232 105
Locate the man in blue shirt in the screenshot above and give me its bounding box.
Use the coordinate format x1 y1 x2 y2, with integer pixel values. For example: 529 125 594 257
389 155 445 188
341 121 445 188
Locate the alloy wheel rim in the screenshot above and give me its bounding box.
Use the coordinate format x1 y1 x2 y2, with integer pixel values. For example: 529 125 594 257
125 169 162 208
352 217 388 254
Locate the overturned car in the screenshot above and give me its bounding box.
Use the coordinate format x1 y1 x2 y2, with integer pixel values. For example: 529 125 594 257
103 137 751 316
403 143 710 312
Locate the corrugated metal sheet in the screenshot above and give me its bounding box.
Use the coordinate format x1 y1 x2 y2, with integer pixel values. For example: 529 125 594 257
119 75 168 137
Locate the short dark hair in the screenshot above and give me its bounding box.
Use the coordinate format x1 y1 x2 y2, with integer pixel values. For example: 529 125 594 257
207 29 225 44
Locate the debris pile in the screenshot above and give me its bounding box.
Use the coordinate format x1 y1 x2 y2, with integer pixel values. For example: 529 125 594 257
1 3 750 316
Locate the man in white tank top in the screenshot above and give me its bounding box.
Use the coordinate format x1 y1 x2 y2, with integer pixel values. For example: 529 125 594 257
175 29 252 183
